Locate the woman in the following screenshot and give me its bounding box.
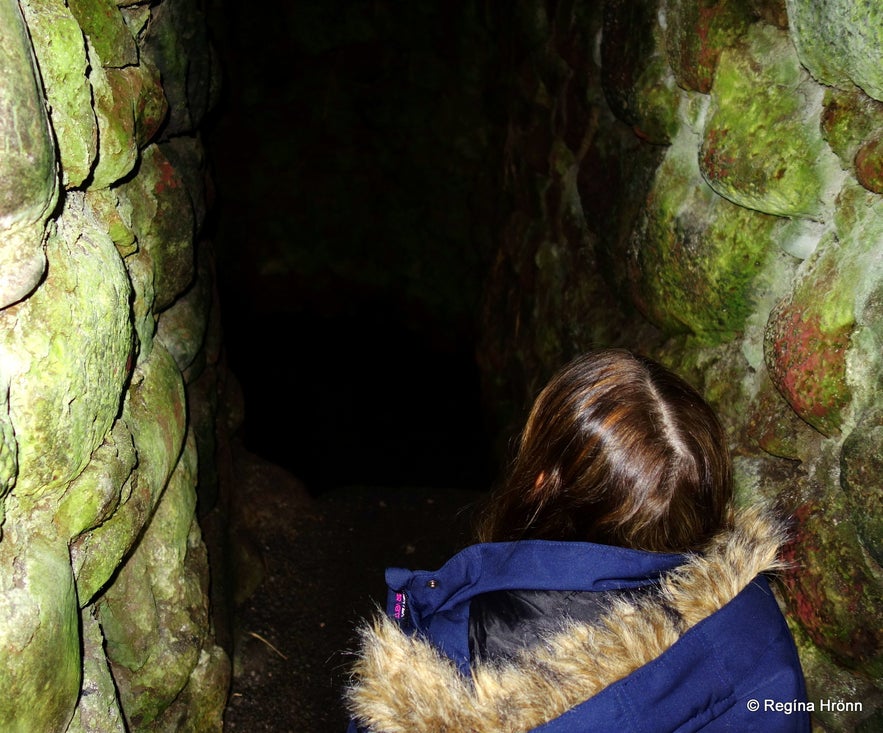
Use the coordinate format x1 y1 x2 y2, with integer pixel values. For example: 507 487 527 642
345 349 809 732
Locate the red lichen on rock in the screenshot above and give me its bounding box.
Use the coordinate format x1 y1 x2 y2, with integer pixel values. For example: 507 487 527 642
779 502 883 671
701 127 736 182
764 297 852 436
854 134 883 193
154 155 182 196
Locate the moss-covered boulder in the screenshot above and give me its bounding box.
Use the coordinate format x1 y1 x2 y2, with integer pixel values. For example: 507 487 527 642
67 607 127 732
0 198 133 499
628 129 779 341
840 413 883 567
786 0 883 102
19 0 97 189
601 0 682 144
140 0 218 136
0 0 57 310
781 498 883 680
821 87 883 171
699 23 840 218
67 0 137 69
663 0 752 94
855 132 883 194
0 531 80 732
763 244 853 437
70 343 186 605
98 432 226 730
115 144 196 312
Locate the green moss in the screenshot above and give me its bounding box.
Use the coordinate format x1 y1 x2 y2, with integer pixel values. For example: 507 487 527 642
100 435 212 728
55 420 136 542
67 0 136 69
0 390 16 512
5 201 133 498
72 344 186 604
787 0 883 102
820 87 883 165
115 144 196 311
69 609 127 730
663 0 753 94
855 134 883 193
85 188 137 256
0 536 80 731
632 144 778 341
632 55 682 143
0 0 57 224
140 0 215 134
89 57 140 190
700 23 834 218
840 418 883 566
780 499 883 677
19 0 97 189
601 0 678 143
831 182 883 331
131 59 169 147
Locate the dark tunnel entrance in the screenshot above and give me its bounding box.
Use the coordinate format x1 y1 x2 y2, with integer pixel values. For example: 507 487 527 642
207 1 503 496
222 302 493 494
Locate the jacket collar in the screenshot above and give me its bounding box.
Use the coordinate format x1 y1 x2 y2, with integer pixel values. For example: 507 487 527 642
345 506 787 733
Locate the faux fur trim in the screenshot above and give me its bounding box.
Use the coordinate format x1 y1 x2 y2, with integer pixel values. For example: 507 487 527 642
345 506 788 733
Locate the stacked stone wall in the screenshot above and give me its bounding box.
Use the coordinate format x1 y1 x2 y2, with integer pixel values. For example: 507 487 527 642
477 2 883 729
0 0 229 730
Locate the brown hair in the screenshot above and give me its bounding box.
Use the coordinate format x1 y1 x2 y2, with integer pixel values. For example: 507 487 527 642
475 349 733 552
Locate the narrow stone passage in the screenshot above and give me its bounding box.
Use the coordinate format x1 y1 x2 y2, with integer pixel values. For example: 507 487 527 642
223 448 482 731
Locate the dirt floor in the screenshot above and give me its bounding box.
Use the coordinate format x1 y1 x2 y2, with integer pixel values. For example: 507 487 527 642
222 453 482 732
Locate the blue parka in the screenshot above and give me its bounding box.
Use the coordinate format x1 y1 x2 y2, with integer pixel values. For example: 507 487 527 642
345 507 810 732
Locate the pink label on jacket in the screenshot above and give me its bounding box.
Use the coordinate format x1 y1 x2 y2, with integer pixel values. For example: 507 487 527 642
393 592 408 620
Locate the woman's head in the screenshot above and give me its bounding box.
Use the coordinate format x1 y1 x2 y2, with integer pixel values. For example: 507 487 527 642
477 349 733 552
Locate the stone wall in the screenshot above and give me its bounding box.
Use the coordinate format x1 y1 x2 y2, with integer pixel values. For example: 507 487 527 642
477 1 882 729
0 0 229 730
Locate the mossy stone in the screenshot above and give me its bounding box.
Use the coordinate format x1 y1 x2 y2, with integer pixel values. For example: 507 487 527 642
67 607 127 731
1 199 133 498
700 23 836 218
787 0 883 102
840 416 883 566
99 433 222 728
71 343 187 605
19 0 97 188
601 0 680 143
115 144 196 312
663 0 752 94
84 187 137 257
56 419 137 545
88 50 140 190
764 238 853 437
67 0 137 69
0 387 15 529
629 138 778 341
0 0 57 226
0 531 80 732
855 133 883 194
780 498 883 678
820 87 883 167
141 0 216 135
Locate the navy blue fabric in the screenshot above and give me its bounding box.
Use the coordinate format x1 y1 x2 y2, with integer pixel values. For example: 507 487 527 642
348 539 809 732
384 539 685 673
528 577 809 732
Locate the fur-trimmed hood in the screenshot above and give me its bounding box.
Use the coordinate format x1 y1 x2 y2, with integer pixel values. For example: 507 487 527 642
345 507 790 733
